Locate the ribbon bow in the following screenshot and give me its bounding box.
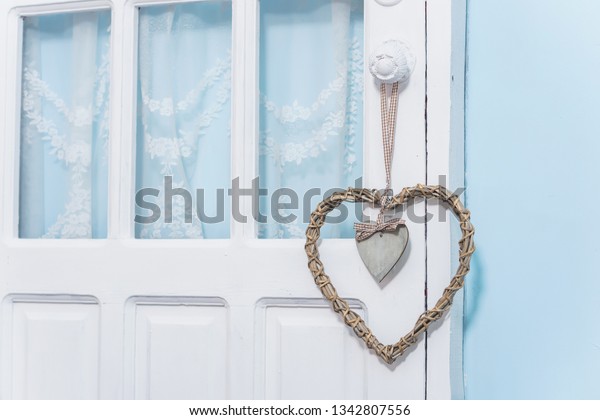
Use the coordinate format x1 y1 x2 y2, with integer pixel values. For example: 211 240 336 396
354 211 405 242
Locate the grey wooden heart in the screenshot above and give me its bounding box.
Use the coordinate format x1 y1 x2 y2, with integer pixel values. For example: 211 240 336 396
356 225 409 282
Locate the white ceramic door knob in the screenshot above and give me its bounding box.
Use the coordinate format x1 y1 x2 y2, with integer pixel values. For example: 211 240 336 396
369 40 415 84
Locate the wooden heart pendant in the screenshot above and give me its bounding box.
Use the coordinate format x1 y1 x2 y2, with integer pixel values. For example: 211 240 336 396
305 185 475 365
356 225 409 282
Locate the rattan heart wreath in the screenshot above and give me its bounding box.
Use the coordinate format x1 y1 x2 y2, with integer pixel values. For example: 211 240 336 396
304 184 475 365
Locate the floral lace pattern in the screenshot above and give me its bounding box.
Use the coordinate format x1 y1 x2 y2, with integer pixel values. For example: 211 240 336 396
260 39 363 173
135 3 232 239
19 13 111 239
19 4 361 240
140 61 231 177
136 60 231 239
258 0 364 239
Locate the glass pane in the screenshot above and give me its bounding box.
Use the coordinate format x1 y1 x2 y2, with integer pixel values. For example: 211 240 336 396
134 2 232 239
19 11 111 238
258 0 364 239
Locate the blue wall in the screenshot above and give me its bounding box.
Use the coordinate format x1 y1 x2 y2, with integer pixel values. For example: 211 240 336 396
464 0 600 399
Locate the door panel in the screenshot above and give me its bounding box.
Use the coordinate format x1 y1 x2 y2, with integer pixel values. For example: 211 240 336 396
2 295 100 399
256 299 367 399
125 298 228 399
0 0 465 400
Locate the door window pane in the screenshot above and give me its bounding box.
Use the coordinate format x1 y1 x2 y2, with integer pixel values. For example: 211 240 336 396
258 0 364 239
19 11 111 238
134 2 232 239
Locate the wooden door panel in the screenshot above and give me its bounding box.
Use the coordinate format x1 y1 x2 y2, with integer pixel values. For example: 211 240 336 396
255 299 367 399
125 298 229 400
2 295 100 399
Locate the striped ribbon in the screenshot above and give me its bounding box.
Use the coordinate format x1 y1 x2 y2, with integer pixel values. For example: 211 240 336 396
354 82 405 241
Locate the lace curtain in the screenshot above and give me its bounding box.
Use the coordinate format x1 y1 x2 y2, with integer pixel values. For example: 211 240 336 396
135 1 232 239
18 1 362 240
135 0 362 239
19 11 111 238
258 0 364 239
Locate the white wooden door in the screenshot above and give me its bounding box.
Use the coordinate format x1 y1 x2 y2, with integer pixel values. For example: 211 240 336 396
0 0 465 399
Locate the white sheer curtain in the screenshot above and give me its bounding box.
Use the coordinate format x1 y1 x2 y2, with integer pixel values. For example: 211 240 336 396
19 11 111 238
18 1 361 240
134 1 232 239
258 0 364 239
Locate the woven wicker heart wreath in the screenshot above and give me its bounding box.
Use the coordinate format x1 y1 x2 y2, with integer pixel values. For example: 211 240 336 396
304 184 475 365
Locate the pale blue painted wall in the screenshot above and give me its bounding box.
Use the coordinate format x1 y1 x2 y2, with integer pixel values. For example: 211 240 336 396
464 0 600 399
